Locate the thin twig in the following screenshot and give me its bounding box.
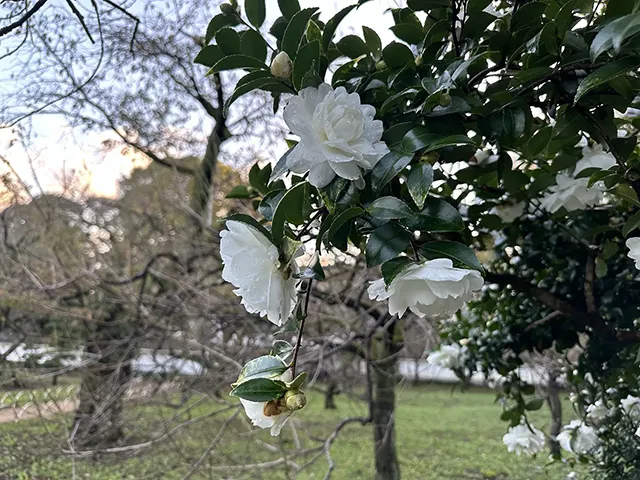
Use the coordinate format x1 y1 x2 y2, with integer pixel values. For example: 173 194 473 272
0 0 49 37
291 279 313 377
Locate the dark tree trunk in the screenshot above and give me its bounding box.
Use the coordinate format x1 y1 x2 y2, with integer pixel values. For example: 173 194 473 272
72 305 136 448
370 325 402 480
546 372 562 456
325 382 338 409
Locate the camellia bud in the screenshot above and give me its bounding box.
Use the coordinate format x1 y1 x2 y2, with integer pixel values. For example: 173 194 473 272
270 51 293 79
414 55 424 67
375 60 387 71
284 390 307 411
219 2 234 14
439 92 452 107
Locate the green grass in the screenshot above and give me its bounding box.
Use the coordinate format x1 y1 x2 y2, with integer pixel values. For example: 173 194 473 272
0 383 586 479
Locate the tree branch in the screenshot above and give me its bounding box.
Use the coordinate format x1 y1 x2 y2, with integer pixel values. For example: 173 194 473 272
0 0 49 37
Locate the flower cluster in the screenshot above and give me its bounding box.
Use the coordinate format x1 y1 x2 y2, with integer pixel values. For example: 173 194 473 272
502 423 546 456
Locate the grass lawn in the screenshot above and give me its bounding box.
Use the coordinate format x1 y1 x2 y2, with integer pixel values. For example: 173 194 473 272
0 383 586 479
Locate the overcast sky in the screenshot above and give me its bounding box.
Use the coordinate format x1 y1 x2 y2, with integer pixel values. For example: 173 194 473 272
0 0 401 200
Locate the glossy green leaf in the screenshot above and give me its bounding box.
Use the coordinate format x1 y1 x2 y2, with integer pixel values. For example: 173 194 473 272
623 210 640 237
403 198 464 232
258 190 285 221
613 183 640 207
292 40 320 90
368 197 415 220
575 57 640 102
240 29 268 60
363 26 382 58
278 0 300 19
226 185 251 199
525 398 545 411
524 126 552 157
366 223 412 267
370 151 413 192
511 2 546 31
230 377 288 402
391 23 424 44
418 241 483 271
270 340 293 361
246 0 266 27
407 163 433 209
235 355 288 385
216 27 241 55
591 13 640 61
382 42 414 68
205 13 240 44
381 256 415 286
224 73 291 115
337 35 369 58
195 45 224 67
325 207 364 245
208 55 268 74
271 182 315 245
282 8 319 59
402 128 474 154
322 5 356 52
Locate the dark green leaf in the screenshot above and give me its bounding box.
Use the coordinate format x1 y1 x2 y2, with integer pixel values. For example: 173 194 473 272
525 398 545 411
240 29 268 60
366 223 412 267
337 35 369 58
501 108 526 141
511 2 546 31
391 23 424 44
269 146 295 184
623 211 640 237
524 126 552 157
419 241 483 271
271 182 315 245
402 128 474 154
195 45 224 67
595 257 608 278
591 13 640 61
371 151 413 192
575 57 640 102
407 0 450 10
235 355 288 384
258 190 285 221
368 197 415 220
224 72 291 115
403 198 464 232
322 5 356 52
249 161 271 194
407 163 433 209
614 184 640 206
216 27 241 55
282 8 319 59
503 169 530 195
363 26 382 58
292 40 320 90
381 256 415 286
325 207 364 245
230 377 288 402
246 0 266 27
278 0 300 19
382 42 414 68
555 0 576 39
208 55 268 74
205 13 240 44
226 185 251 199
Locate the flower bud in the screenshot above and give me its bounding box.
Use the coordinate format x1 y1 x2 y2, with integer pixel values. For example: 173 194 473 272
439 92 452 107
270 52 292 79
414 55 424 67
375 60 387 71
284 390 307 411
219 2 234 14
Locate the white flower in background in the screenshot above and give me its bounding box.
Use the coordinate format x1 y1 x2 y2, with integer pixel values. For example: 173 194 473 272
220 220 298 326
565 472 578 480
626 238 640 270
368 259 483 317
574 145 617 173
491 202 525 223
471 148 498 165
283 83 389 188
621 395 640 420
636 425 640 438
239 369 297 436
540 144 616 214
427 344 463 369
623 96 640 119
502 423 546 456
270 51 292 79
556 420 600 455
586 400 608 425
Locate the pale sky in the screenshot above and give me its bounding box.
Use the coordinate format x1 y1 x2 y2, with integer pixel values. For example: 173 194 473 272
0 0 400 201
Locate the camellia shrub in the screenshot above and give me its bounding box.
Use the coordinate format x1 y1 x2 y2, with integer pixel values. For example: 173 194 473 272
196 0 640 477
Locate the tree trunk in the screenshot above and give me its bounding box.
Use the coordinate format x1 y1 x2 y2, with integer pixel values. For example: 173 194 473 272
191 127 220 228
325 381 338 409
370 325 401 480
546 372 562 456
72 305 136 448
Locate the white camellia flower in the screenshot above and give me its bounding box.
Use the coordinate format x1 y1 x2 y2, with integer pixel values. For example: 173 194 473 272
556 420 600 455
427 344 463 369
621 395 640 420
626 238 640 270
491 202 525 223
220 220 298 326
239 369 295 437
586 400 608 425
368 259 483 318
540 144 616 214
502 423 546 456
283 83 389 188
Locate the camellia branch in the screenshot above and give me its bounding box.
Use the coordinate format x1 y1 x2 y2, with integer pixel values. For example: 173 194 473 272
0 0 49 37
291 278 313 377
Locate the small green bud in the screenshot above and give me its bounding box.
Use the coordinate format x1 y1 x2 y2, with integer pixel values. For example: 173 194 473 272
270 51 293 79
284 390 307 411
439 92 452 107
420 152 438 164
220 3 234 14
375 60 387 71
414 55 424 67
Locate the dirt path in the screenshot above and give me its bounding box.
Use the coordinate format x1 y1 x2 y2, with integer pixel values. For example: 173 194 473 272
0 400 78 424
